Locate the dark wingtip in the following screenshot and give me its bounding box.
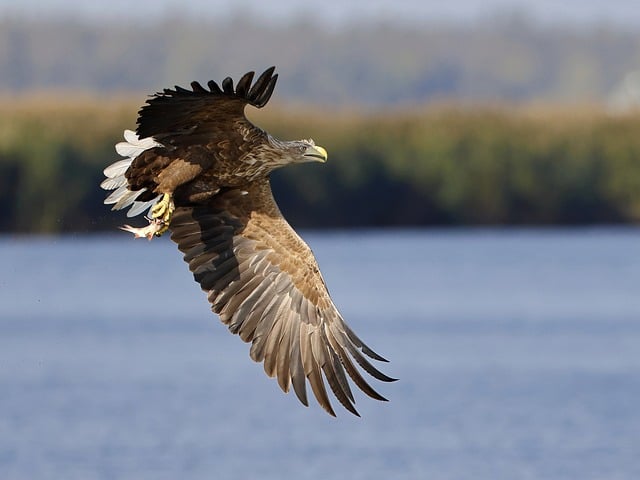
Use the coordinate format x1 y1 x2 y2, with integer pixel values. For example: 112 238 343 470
164 67 278 108
292 379 309 407
247 67 278 108
221 76 234 94
259 74 278 106
319 398 337 417
364 348 390 363
174 85 190 94
235 71 255 97
259 66 276 81
190 81 208 93
207 80 222 94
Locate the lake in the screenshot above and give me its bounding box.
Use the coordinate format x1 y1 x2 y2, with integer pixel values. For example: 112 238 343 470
1 229 639 479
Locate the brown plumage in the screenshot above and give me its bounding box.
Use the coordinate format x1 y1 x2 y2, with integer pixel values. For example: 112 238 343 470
101 67 395 416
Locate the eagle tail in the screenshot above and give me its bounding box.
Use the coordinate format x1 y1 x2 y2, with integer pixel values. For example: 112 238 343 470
101 130 163 218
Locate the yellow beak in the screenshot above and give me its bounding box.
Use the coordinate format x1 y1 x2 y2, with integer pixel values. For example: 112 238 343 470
303 145 328 162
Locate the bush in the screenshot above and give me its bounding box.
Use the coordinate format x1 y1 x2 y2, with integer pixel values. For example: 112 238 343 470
1 96 639 233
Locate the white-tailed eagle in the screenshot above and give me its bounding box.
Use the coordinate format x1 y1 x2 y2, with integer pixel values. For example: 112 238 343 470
101 67 394 416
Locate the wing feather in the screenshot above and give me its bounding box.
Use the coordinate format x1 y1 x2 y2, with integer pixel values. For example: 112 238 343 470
259 296 290 375
228 271 275 335
190 81 208 94
275 314 293 392
325 325 387 402
303 324 335 416
288 317 308 406
207 80 223 94
237 285 279 343
248 66 277 105
218 275 264 323
137 66 277 142
168 179 394 416
321 340 359 416
235 71 254 97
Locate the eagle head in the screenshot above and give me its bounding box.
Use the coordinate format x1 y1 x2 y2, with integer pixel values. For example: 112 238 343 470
290 139 328 164
266 137 327 168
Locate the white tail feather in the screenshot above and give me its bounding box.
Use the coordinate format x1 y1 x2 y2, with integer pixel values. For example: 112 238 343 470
99 175 127 190
123 129 137 143
101 130 162 217
127 199 159 218
104 185 130 204
114 188 146 210
103 158 132 178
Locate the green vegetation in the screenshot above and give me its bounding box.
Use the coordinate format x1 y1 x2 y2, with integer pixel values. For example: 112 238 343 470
1 96 639 233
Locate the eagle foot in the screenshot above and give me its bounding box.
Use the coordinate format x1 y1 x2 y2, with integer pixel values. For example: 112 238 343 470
151 193 175 225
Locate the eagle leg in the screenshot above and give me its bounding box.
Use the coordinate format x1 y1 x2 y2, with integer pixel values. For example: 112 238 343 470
150 193 175 236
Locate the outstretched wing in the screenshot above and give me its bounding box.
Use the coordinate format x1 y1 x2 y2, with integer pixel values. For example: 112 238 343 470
136 66 278 147
103 67 279 213
169 179 395 416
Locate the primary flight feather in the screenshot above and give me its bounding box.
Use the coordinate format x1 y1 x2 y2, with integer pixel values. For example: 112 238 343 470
101 67 395 416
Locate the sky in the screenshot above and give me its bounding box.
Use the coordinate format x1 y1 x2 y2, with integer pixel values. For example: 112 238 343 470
1 0 640 28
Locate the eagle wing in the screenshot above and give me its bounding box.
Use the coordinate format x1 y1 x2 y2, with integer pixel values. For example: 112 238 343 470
103 67 394 415
169 179 395 416
135 66 277 146
104 67 279 212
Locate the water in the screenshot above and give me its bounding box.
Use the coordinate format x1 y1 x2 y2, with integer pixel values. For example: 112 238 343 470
1 229 639 479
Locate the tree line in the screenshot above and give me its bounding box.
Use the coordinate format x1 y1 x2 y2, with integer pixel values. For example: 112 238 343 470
0 97 639 233
1 15 640 106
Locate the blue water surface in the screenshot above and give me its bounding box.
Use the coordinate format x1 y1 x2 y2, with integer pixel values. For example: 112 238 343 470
0 229 639 480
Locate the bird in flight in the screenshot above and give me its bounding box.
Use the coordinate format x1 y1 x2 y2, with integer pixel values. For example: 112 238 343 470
101 67 395 416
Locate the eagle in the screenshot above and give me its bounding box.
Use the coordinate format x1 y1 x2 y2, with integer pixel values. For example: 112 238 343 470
101 67 394 416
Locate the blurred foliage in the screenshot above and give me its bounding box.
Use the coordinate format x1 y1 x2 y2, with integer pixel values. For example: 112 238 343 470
0 96 639 233
1 16 640 105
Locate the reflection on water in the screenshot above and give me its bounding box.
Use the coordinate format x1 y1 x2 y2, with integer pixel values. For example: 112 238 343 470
1 229 639 480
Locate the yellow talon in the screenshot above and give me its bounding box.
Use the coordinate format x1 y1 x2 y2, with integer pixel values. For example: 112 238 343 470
154 223 170 237
120 193 173 240
151 193 175 224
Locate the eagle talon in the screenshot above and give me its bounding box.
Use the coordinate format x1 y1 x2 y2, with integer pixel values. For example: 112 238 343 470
151 193 175 224
154 222 170 237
